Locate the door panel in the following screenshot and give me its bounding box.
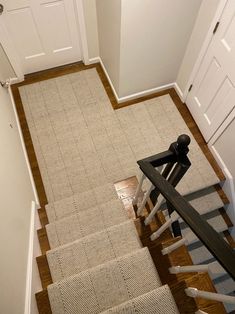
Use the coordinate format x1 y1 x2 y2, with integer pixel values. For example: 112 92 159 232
0 0 81 74
187 0 235 142
40 1 73 52
4 6 45 60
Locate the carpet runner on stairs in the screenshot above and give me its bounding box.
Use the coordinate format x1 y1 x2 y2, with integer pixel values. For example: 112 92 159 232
99 285 179 314
46 198 128 248
46 220 142 282
47 248 164 314
45 182 118 222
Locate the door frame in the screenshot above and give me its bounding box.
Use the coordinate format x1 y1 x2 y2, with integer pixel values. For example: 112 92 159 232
183 0 228 102
0 0 90 81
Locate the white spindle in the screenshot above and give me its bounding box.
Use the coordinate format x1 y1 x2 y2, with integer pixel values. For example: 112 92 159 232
144 194 165 225
132 173 146 206
150 211 179 241
169 261 226 277
161 238 188 255
136 184 154 216
185 287 235 304
169 264 209 274
135 165 164 215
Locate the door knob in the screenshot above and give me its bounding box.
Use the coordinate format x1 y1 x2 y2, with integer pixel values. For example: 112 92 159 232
0 4 4 15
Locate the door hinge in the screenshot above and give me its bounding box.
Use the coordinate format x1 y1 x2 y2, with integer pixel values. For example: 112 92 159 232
188 84 193 92
213 21 220 34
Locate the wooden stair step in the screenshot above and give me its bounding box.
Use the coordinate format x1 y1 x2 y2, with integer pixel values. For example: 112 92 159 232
36 290 51 314
38 228 51 254
170 272 226 314
37 255 53 290
149 237 195 285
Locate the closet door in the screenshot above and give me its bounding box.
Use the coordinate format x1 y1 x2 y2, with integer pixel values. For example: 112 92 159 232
186 0 235 142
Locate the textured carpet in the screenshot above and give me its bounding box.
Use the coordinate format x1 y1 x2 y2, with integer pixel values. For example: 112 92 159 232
48 248 162 314
47 220 142 282
19 68 219 204
45 182 118 222
46 198 128 249
100 285 179 314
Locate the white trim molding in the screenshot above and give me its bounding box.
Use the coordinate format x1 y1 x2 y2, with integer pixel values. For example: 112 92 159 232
9 86 40 206
118 83 175 103
88 57 100 64
174 83 184 103
24 201 42 314
24 201 37 314
75 0 90 65
98 57 120 102
99 56 174 103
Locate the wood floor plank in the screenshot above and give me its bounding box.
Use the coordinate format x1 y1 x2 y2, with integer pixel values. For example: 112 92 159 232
37 255 53 289
38 228 51 254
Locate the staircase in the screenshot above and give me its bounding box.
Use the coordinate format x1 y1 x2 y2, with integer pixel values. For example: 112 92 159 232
34 136 235 314
16 68 235 313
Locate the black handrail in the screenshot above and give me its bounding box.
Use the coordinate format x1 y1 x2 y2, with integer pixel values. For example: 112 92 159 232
137 136 235 280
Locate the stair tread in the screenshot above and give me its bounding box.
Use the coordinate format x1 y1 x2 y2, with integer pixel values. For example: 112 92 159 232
47 220 142 282
214 276 235 295
215 277 235 313
163 187 225 223
99 285 179 314
183 188 224 216
46 183 118 223
181 215 228 245
189 237 228 265
48 247 162 314
46 198 129 249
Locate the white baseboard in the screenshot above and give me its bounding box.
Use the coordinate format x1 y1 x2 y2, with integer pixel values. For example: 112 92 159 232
24 201 42 314
98 56 175 103
9 85 40 206
174 82 185 103
117 82 175 103
88 57 100 64
10 76 24 84
209 145 235 232
98 57 120 103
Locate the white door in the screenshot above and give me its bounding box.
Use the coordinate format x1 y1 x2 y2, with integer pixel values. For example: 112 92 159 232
186 0 235 142
0 0 82 74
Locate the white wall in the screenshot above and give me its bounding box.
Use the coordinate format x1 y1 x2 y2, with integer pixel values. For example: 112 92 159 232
118 0 202 98
96 0 122 92
176 0 220 94
0 46 39 314
82 0 99 59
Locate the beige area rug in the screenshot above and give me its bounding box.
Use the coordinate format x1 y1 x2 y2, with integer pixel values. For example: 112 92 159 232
19 68 219 203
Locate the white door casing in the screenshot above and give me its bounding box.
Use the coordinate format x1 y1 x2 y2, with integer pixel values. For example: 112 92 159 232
186 0 235 142
0 0 82 74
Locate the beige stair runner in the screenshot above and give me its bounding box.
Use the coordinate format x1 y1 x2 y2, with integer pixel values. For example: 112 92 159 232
46 182 118 222
100 285 179 314
46 198 128 249
47 220 142 282
48 248 162 314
